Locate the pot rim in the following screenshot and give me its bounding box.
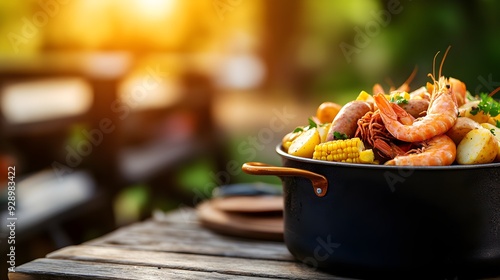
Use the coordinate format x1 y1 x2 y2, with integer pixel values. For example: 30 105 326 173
276 144 500 170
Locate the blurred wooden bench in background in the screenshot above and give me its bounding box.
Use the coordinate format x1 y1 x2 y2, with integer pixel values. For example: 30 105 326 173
0 52 229 276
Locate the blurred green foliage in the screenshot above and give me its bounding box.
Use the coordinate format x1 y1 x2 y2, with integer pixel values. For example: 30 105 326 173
301 0 500 101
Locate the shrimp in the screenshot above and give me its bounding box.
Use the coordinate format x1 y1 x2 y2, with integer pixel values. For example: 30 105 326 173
385 134 456 166
373 47 458 142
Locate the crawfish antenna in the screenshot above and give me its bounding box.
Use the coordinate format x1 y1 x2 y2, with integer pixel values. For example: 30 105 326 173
404 65 418 86
439 45 451 77
385 77 395 89
428 50 440 83
489 86 500 97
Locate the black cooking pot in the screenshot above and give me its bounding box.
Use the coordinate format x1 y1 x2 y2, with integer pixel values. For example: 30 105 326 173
242 145 500 279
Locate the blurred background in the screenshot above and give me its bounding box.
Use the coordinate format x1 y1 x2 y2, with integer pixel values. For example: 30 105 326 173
0 0 499 272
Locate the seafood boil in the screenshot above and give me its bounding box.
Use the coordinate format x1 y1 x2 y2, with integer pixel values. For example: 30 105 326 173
283 47 500 166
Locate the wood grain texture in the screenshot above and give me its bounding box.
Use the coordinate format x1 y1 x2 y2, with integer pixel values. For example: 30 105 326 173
12 208 500 280
9 208 330 280
9 258 267 280
86 219 293 261
45 245 339 279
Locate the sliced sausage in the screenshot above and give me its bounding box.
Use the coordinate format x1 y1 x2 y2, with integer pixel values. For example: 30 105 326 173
400 99 429 118
326 100 372 141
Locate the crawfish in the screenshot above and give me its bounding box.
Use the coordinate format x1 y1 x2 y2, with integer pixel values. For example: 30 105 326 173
355 110 411 162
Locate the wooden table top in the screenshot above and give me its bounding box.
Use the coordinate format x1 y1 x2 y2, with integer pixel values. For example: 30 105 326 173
10 207 500 280
9 208 348 280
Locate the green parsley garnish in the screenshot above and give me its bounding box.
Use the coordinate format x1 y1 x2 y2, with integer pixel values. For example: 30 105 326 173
308 118 317 128
293 118 318 133
496 120 500 128
470 93 500 117
333 131 348 140
490 129 496 136
390 95 409 105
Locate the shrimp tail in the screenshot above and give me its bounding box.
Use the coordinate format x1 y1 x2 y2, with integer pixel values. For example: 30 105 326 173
374 93 398 122
391 103 415 125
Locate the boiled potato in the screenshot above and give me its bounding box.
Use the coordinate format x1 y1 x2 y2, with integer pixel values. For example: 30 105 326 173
316 102 342 124
287 127 321 158
456 128 498 164
317 123 331 143
446 117 481 145
458 101 490 123
481 123 500 138
282 130 302 152
480 123 500 162
458 100 478 116
282 139 293 152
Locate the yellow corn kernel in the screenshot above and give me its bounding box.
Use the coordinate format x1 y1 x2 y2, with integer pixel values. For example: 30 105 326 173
313 138 371 163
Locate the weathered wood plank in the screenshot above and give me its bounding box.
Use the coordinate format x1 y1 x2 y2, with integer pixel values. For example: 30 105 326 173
92 207 279 244
46 245 347 280
9 258 267 280
89 231 292 261
86 220 293 261
152 207 199 224
94 219 264 241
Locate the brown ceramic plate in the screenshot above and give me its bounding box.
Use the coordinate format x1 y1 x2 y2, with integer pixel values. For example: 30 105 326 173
197 199 283 241
209 195 283 214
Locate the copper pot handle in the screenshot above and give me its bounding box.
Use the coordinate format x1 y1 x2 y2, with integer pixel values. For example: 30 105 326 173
241 162 328 197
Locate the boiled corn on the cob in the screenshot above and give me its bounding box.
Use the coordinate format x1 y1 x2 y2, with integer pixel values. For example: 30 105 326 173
313 138 375 164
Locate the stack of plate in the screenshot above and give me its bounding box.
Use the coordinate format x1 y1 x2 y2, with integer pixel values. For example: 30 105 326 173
196 183 284 241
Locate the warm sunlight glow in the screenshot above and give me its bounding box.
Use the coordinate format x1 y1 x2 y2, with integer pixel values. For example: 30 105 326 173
134 0 177 19
1 78 93 124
